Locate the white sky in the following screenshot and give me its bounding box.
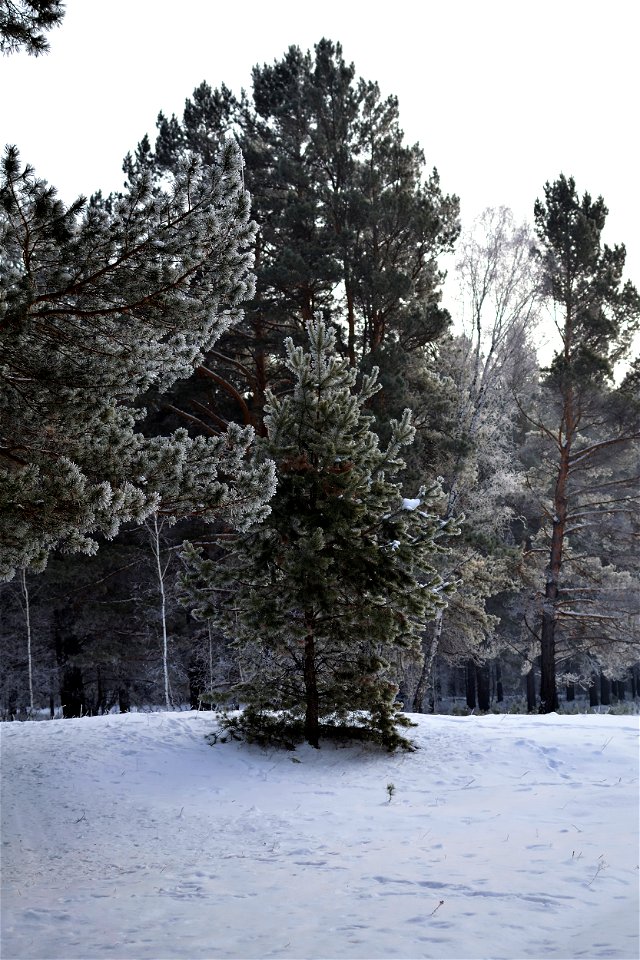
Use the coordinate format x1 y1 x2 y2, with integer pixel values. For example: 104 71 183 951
1 0 639 285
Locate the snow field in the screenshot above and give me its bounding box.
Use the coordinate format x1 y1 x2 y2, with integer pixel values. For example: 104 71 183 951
1 711 638 960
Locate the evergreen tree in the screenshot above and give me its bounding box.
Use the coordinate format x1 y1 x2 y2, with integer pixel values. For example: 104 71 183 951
126 40 458 431
181 317 458 749
0 0 64 55
0 142 275 580
527 175 640 712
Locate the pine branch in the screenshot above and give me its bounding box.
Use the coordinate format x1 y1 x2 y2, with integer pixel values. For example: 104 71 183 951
161 403 220 437
196 366 253 426
569 433 640 470
513 393 561 448
190 400 230 434
571 475 640 496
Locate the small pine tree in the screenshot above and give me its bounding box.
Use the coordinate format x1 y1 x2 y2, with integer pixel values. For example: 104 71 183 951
181 317 459 749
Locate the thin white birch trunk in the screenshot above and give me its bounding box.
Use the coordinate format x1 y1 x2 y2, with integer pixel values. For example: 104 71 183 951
412 608 444 712
207 621 214 696
151 514 172 711
21 569 34 713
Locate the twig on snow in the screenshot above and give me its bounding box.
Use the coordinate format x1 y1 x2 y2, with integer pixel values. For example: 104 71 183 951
430 900 445 917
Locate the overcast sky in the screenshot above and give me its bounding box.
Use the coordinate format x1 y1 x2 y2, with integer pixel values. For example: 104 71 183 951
1 0 638 287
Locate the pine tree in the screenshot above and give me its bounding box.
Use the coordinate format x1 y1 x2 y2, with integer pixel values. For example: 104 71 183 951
181 317 458 750
0 0 64 56
0 142 275 580
126 40 459 431
527 175 640 712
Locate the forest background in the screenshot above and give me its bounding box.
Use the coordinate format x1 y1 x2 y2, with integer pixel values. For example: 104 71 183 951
1 0 638 732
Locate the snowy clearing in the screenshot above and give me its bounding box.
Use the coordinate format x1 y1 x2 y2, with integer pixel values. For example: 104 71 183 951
1 711 638 960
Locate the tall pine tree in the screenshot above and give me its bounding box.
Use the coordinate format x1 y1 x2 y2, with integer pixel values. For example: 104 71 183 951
528 175 639 711
125 40 459 432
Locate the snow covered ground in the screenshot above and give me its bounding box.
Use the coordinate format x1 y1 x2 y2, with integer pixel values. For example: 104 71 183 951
1 711 638 960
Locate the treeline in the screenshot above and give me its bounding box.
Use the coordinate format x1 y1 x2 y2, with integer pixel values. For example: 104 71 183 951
1 27 639 742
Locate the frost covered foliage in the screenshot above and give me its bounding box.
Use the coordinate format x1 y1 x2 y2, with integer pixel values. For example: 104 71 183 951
126 40 459 431
404 211 541 710
181 318 459 750
0 142 275 580
0 0 64 56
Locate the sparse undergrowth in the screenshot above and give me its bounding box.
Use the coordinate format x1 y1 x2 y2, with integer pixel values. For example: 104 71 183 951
443 697 640 717
207 707 417 751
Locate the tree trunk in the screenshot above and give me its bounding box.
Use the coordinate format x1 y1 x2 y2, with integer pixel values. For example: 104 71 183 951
495 661 504 703
6 687 17 719
251 238 269 437
20 570 35 714
476 662 491 712
254 343 268 436
600 672 611 707
526 666 536 713
370 309 384 352
118 684 131 714
412 612 443 713
151 514 173 712
539 511 565 714
208 621 214 699
60 666 85 718
53 609 85 718
346 281 356 368
300 284 314 323
565 682 575 702
589 672 600 708
96 665 107 715
429 661 440 714
465 660 477 710
539 393 572 714
539 614 559 712
188 658 202 710
303 629 319 748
